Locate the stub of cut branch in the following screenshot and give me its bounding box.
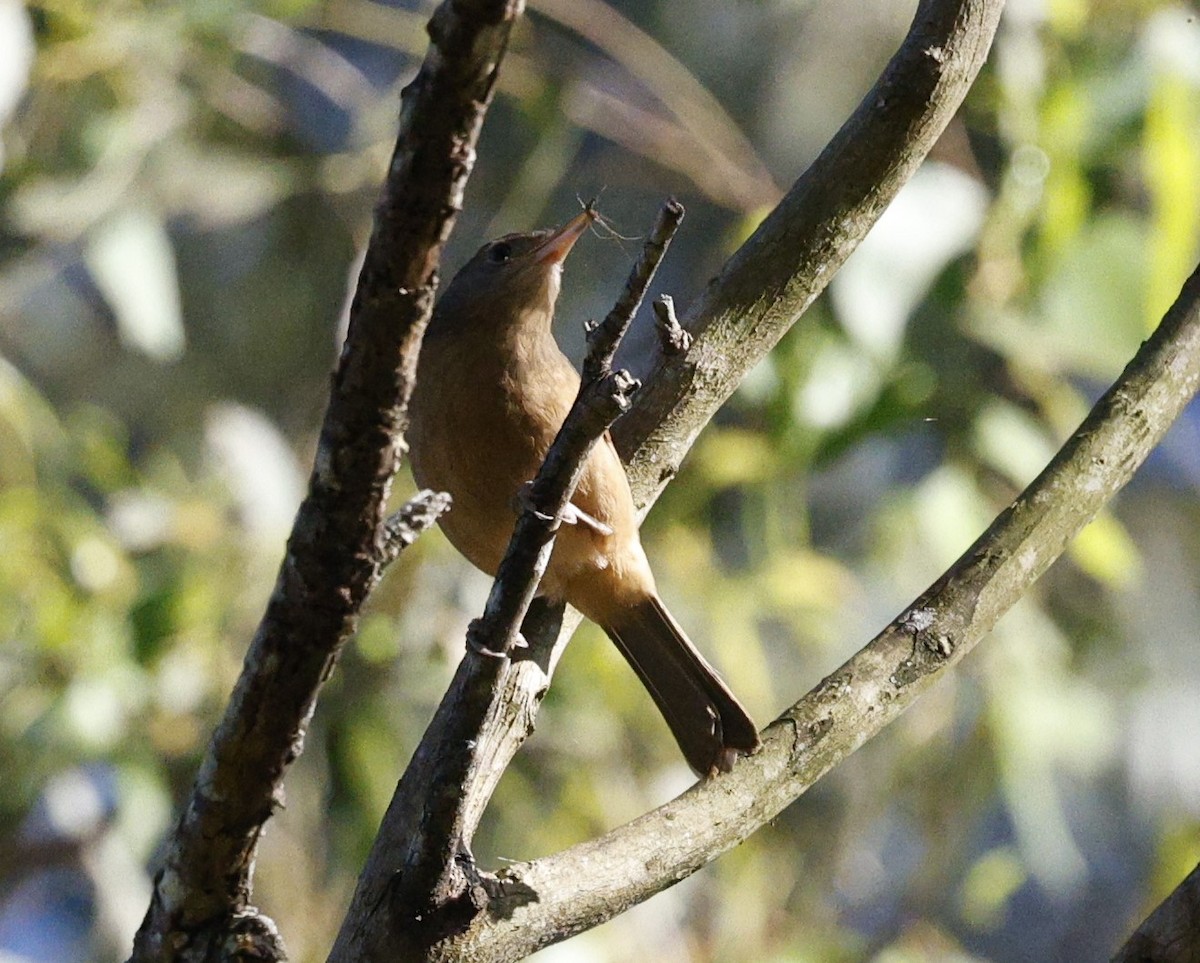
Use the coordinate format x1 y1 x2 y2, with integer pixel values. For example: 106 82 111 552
652 295 692 355
377 489 453 569
584 198 685 380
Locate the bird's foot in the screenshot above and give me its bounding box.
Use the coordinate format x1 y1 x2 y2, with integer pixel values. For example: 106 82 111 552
561 502 614 536
465 620 527 659
516 482 614 537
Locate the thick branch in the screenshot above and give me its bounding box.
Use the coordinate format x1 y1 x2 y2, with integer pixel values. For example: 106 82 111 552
1114 861 1200 962
128 2 522 960
616 0 1005 504
430 258 1200 960
328 202 682 962
512 0 1006 735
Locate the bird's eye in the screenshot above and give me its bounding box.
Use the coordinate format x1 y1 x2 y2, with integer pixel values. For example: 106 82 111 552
488 242 513 263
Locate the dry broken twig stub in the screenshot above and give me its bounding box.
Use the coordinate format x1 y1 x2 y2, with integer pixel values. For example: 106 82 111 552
584 197 686 378
377 489 453 569
652 294 693 356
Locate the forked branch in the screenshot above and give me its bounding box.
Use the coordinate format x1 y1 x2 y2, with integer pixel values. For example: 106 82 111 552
328 200 684 963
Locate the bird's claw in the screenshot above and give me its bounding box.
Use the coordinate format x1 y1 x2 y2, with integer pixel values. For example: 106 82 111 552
515 482 554 524
516 482 613 537
561 502 614 537
465 619 525 659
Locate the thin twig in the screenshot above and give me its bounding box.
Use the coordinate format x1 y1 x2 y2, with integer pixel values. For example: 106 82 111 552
468 368 639 658
378 489 453 569
478 0 1010 818
329 198 683 962
584 197 685 380
336 0 1009 955
470 199 684 660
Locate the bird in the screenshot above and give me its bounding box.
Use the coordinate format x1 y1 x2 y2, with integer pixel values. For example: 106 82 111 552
406 207 761 775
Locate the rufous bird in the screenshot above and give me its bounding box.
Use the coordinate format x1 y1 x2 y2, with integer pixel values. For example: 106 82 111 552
406 208 760 774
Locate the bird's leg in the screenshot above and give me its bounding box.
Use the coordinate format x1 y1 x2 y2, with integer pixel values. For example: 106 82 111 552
515 481 614 537
561 502 614 537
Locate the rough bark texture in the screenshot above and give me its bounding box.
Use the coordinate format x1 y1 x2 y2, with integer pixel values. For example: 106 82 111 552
128 2 523 960
616 0 1004 505
1114 862 1200 963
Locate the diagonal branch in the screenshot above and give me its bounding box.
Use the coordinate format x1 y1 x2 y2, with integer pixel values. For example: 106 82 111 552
327 201 684 963
472 199 685 662
520 0 1007 716
128 1 524 959
616 0 1005 504
430 257 1200 961
379 491 456 569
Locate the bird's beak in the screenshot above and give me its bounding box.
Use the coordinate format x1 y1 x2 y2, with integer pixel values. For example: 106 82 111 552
532 208 595 266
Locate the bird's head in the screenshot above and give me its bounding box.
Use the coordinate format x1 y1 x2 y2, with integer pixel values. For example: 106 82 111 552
433 207 596 333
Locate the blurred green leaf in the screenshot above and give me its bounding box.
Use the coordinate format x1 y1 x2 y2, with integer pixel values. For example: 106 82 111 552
85 207 186 361
959 846 1026 930
692 427 777 486
3 1 1199 959
1069 509 1143 588
1144 63 1200 326
973 399 1058 487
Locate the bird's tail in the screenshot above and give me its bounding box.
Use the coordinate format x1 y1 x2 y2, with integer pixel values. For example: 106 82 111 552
603 595 760 775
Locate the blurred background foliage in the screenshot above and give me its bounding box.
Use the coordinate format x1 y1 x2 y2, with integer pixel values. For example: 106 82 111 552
2 0 1200 959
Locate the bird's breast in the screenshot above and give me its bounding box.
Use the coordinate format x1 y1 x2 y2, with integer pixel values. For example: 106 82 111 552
408 331 573 571
407 326 654 617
